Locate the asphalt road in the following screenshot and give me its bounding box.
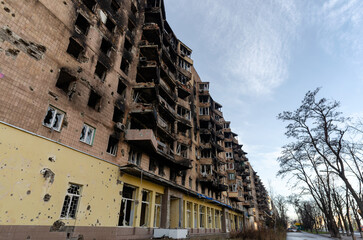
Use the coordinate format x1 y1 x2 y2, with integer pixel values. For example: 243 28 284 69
287 232 329 240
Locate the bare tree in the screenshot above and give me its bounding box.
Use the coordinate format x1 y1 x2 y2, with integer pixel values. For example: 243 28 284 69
277 88 363 220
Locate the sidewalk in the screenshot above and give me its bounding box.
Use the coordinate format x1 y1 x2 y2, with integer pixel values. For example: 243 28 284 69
315 232 362 240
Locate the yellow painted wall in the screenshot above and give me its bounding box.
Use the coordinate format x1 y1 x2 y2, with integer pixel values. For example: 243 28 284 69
0 123 163 227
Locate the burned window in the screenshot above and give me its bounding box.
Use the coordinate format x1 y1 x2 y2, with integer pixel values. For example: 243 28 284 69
100 38 112 56
140 190 150 227
66 38 84 59
95 61 107 81
149 158 157 172
196 180 199 191
124 38 132 52
225 142 232 148
119 185 135 226
110 0 120 12
82 0 96 12
131 3 137 16
112 106 124 123
177 106 190 120
60 183 81 219
87 90 101 110
181 172 186 186
106 135 118 156
56 69 76 93
75 14 90 35
120 58 129 75
43 106 65 131
128 19 136 33
79 123 95 145
128 149 141 165
105 18 116 32
117 78 127 95
158 162 165 176
170 170 176 182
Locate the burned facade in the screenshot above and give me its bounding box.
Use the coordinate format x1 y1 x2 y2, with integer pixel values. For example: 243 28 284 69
0 0 269 239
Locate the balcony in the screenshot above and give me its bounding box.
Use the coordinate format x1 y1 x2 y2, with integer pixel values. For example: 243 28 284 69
144 6 163 30
140 44 159 63
158 95 175 116
198 172 214 182
129 102 154 114
125 129 158 152
142 23 161 46
228 192 244 202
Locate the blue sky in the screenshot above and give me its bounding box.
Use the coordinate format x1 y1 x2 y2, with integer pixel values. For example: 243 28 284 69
165 0 363 200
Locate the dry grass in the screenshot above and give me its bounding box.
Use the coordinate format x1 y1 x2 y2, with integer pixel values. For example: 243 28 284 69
230 228 287 240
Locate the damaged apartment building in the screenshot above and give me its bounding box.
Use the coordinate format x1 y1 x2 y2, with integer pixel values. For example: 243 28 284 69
0 0 270 239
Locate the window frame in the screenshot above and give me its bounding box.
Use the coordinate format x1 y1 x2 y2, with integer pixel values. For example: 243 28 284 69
79 123 96 145
60 183 82 219
42 106 65 132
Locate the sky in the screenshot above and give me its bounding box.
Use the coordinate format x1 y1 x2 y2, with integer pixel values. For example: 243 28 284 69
164 0 363 212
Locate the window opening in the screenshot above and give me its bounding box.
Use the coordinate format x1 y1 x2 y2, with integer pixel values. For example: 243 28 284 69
189 177 192 188
120 58 129 75
79 124 95 145
199 206 205 228
117 78 127 95
94 61 107 81
154 194 162 228
199 83 209 91
225 142 232 148
227 162 234 170
140 190 150 227
124 38 132 52
75 14 90 35
149 157 157 172
66 38 84 59
193 204 198 228
110 0 120 11
170 170 176 182
105 17 116 32
87 90 101 110
118 185 135 226
82 0 96 12
128 19 136 33
228 173 235 180
186 202 192 228
56 69 77 93
112 106 124 122
43 106 65 131
129 149 141 165
226 152 233 159
60 183 81 219
131 3 137 16
106 135 118 156
158 162 165 176
178 58 191 72
100 38 112 56
199 107 209 116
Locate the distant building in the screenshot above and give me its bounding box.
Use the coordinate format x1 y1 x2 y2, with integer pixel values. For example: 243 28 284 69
0 0 269 239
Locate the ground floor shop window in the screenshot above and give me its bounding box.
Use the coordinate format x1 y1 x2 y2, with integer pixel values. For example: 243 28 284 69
119 185 135 226
194 203 198 228
140 190 150 227
215 210 220 229
154 194 162 228
186 202 192 228
199 206 205 228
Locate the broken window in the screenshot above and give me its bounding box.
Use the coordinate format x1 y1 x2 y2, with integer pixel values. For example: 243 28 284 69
87 90 101 110
170 170 176 182
186 202 192 228
106 135 118 156
195 180 199 191
60 183 81 219
140 190 150 227
178 58 191 72
43 106 65 131
128 19 136 33
227 162 234 170
149 157 157 172
82 0 96 12
199 83 209 91
229 184 237 192
56 69 77 93
75 14 90 35
193 203 198 228
128 149 141 165
120 58 129 75
94 61 107 81
201 150 211 159
215 210 220 229
177 106 190 120
119 185 135 226
189 177 192 189
180 44 191 57
79 123 95 145
199 107 209 116
181 173 186 186
105 17 116 32
225 142 232 148
117 78 127 95
176 143 188 158
66 38 84 59
100 38 112 56
199 206 205 228
158 162 165 176
154 194 162 228
112 106 124 122
124 38 132 52
110 0 120 12
200 165 212 176
228 173 235 180
225 152 233 159
178 73 188 85
224 123 230 129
